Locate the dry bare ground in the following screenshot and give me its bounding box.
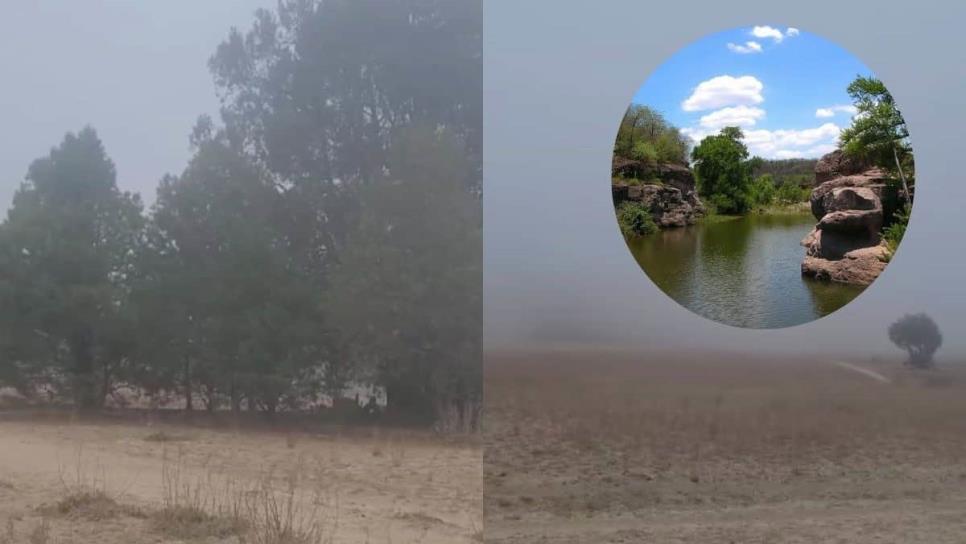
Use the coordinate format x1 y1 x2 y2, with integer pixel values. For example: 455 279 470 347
485 347 966 543
0 414 481 543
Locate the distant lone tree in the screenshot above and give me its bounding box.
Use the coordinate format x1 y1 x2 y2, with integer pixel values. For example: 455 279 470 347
888 313 942 369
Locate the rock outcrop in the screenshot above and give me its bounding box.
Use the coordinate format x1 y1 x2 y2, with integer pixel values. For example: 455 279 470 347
801 152 893 286
612 183 705 228
612 158 697 195
612 160 705 229
813 149 872 184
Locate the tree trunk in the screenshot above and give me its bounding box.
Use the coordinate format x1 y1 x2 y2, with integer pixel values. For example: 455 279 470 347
230 373 240 413
70 330 97 412
892 144 911 204
183 355 193 412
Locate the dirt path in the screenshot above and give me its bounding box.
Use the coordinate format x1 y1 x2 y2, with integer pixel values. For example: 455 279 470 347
0 418 482 543
828 360 892 383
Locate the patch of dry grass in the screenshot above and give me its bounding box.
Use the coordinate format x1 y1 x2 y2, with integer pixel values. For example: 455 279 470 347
154 448 337 544
143 430 190 443
485 349 966 515
43 490 132 521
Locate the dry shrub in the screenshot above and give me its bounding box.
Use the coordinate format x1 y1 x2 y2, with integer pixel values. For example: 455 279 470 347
238 459 337 544
156 448 337 544
153 448 247 539
42 448 141 521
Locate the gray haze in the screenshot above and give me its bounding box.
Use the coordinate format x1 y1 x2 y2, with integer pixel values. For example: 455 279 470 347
484 1 966 357
0 1 270 210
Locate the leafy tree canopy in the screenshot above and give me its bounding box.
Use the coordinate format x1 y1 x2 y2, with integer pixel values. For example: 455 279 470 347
888 313 942 369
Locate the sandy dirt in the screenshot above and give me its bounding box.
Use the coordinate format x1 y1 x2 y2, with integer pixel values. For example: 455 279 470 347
485 348 966 543
0 416 482 543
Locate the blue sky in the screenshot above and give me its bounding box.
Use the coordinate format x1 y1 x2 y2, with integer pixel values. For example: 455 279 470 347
632 25 875 159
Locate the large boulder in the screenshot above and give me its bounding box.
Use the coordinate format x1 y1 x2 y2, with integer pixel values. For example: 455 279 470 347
802 152 892 285
809 169 891 219
801 227 881 260
814 149 872 184
801 246 889 286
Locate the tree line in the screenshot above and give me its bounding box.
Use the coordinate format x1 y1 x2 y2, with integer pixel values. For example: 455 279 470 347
0 0 482 430
692 75 913 217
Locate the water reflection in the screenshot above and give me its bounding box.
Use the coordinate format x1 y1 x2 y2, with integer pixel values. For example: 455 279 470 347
624 214 864 328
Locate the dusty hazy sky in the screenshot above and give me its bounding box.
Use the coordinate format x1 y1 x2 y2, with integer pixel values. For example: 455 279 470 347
0 1 271 211
485 2 966 358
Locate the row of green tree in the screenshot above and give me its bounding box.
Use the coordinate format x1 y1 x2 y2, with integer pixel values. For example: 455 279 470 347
612 104 812 217
692 75 914 217
0 1 482 429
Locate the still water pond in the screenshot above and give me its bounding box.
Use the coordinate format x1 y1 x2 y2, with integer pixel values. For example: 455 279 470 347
625 214 865 329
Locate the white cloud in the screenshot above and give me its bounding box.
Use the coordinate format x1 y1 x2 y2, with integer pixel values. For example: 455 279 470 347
751 25 785 43
786 27 800 37
682 122 842 159
727 41 762 54
815 104 858 118
807 143 838 156
682 75 764 112
743 123 842 158
699 105 766 129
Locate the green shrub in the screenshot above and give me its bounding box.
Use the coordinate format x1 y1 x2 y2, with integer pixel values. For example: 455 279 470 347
631 141 659 163
776 182 810 204
617 202 657 237
749 175 777 207
883 203 910 254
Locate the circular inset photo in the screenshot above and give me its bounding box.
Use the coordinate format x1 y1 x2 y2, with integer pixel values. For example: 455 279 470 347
612 26 914 329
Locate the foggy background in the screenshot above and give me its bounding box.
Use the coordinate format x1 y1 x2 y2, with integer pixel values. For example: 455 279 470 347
484 1 966 358
0 1 270 209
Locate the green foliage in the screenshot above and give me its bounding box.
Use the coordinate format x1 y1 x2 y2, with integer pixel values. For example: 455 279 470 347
326 126 481 426
630 140 659 163
748 174 777 208
839 76 914 182
617 202 657 237
0 127 143 409
751 159 816 190
883 203 911 255
0 1 482 429
775 182 810 204
888 313 942 369
614 105 690 165
690 127 757 214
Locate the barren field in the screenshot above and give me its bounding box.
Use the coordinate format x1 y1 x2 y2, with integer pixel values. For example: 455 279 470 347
485 348 966 543
0 414 482 543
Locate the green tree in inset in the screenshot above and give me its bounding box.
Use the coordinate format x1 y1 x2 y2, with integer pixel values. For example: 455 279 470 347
840 76 913 201
690 127 757 214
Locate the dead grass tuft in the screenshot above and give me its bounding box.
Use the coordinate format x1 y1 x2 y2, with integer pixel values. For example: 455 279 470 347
45 490 124 520
150 504 246 540
144 430 189 443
